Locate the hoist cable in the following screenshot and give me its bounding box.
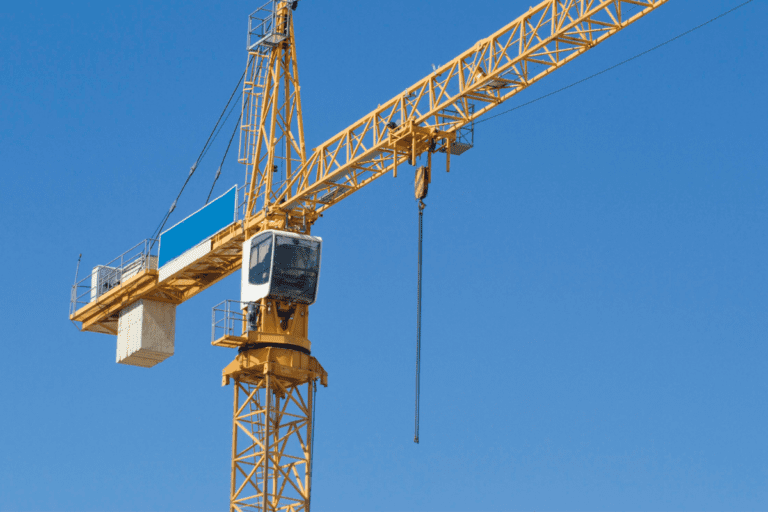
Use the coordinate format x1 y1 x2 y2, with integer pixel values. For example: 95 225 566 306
308 380 317 511
414 200 426 444
476 0 755 127
150 68 247 242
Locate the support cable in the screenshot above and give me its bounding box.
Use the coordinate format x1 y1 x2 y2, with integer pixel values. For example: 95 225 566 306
69 253 82 329
199 100 239 169
206 112 243 204
414 199 425 444
195 70 245 166
150 68 247 242
476 0 755 127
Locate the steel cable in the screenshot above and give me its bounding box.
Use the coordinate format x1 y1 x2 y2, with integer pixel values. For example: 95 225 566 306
206 112 243 204
200 97 240 167
308 380 317 511
415 200 425 444
150 67 247 242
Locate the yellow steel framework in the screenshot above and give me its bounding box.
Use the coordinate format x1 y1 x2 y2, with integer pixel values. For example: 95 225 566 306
70 0 670 336
239 3 308 227
224 347 327 512
274 0 672 216
69 1 672 509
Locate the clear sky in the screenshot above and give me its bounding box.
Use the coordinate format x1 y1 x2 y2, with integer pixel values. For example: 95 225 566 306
1 1 766 511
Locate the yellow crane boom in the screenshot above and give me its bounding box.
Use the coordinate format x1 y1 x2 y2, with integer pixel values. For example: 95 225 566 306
70 0 669 334
275 0 669 216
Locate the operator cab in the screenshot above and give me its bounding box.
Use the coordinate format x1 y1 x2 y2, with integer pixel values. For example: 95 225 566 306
241 230 322 305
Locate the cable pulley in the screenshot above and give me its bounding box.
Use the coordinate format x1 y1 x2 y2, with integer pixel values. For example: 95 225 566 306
415 165 430 202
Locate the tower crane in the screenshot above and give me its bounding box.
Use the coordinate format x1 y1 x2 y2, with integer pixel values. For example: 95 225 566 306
69 0 670 510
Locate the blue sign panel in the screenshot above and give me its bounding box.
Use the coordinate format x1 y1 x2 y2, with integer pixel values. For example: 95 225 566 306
159 186 238 267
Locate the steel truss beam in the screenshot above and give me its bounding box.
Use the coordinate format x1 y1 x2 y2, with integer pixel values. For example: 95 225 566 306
272 0 670 215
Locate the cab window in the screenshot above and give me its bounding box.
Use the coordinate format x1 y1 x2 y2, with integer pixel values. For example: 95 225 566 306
248 234 273 285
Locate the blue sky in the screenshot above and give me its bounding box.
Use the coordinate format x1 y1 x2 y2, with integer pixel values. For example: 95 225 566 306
1 1 766 510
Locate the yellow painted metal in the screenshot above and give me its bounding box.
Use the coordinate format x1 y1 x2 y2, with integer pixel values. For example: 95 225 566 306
226 357 325 512
222 299 328 512
212 301 311 352
223 347 327 388
71 0 670 336
239 1 308 231
220 287 325 510
273 0 671 215
223 298 326 510
71 228 245 332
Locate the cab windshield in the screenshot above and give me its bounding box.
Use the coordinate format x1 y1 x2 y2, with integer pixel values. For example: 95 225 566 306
271 235 321 304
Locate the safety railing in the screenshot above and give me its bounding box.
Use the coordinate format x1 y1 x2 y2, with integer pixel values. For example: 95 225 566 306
212 300 249 343
248 0 292 51
438 104 475 156
69 239 159 318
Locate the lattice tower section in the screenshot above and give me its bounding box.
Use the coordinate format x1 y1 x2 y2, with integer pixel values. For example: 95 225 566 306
239 2 308 222
230 374 316 512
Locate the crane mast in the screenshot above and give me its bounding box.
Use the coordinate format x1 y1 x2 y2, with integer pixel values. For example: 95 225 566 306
226 3 324 511
67 1 672 510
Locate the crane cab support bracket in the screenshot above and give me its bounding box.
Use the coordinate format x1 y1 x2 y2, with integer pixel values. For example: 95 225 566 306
275 303 297 331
